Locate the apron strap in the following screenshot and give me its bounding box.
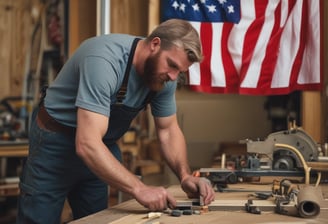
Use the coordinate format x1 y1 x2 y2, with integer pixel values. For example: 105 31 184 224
116 38 141 104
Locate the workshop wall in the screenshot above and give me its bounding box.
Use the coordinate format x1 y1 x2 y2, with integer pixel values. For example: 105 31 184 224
1 0 326 166
68 0 150 55
0 0 32 98
0 0 65 106
175 88 271 169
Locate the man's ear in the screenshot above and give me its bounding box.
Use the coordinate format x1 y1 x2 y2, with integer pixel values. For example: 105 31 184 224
150 37 161 51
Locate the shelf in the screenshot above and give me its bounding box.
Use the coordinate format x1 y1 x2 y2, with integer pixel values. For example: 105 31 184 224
0 141 28 197
0 183 20 197
0 141 29 157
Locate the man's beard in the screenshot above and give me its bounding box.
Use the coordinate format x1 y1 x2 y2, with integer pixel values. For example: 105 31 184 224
142 51 167 92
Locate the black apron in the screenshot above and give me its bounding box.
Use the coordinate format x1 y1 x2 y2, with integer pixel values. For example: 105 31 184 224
102 38 155 161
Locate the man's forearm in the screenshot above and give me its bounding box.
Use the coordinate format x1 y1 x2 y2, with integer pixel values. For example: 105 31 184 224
158 127 192 181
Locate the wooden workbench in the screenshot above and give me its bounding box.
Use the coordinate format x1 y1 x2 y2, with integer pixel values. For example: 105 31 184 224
0 140 29 157
0 140 29 196
70 183 328 224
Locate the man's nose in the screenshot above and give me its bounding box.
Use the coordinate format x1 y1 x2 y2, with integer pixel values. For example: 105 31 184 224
167 70 180 81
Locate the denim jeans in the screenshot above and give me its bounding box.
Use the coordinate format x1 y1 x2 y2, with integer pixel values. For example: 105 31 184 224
16 108 120 223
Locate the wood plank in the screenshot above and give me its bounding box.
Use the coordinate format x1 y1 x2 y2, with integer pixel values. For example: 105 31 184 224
323 0 328 143
69 184 328 224
0 0 15 98
68 0 96 56
147 0 160 34
0 0 33 99
10 0 32 97
307 162 328 171
0 143 29 157
110 0 149 36
302 91 322 143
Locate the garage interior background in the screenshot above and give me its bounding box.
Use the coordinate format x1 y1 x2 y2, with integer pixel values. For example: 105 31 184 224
0 0 327 222
0 0 327 211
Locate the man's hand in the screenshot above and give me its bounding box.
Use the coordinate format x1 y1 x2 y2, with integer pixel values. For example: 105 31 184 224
181 175 215 205
133 185 176 211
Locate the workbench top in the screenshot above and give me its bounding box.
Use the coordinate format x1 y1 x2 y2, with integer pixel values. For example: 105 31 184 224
0 140 29 157
70 183 328 224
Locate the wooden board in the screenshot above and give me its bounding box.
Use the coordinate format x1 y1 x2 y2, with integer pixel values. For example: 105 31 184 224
0 142 29 157
69 184 328 224
0 0 33 98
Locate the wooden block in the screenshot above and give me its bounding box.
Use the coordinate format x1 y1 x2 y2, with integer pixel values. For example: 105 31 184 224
200 205 209 214
208 199 276 212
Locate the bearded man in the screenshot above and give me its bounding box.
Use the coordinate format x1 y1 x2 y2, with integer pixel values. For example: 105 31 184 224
17 19 215 223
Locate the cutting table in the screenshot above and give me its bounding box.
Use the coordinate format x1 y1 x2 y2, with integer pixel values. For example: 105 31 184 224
69 183 328 224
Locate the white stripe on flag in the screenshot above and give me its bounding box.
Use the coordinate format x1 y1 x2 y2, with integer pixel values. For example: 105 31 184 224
228 0 255 74
211 23 226 87
271 0 302 88
189 22 201 85
280 0 289 27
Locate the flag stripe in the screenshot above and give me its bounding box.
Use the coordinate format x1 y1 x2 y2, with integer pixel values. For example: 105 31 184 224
199 23 213 87
221 23 239 89
211 23 226 87
188 22 201 85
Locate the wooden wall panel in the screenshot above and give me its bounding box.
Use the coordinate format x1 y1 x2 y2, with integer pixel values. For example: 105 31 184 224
0 1 13 98
68 0 153 55
302 91 322 142
0 0 34 99
68 0 96 56
110 0 149 35
301 1 328 143
148 0 160 34
323 0 328 143
0 0 326 143
10 1 32 97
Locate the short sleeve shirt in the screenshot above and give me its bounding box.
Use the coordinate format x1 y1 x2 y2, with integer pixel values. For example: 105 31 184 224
44 34 177 127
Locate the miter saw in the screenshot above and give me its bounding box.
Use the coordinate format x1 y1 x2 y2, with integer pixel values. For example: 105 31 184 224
246 127 318 170
200 125 328 188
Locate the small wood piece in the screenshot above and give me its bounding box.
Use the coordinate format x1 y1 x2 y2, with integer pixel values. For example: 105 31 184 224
147 212 162 219
200 206 209 214
193 210 201 215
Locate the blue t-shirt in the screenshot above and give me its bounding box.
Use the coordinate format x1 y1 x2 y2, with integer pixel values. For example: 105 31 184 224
44 34 177 127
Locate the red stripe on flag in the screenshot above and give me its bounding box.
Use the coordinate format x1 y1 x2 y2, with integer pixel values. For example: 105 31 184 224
221 23 240 91
199 23 212 87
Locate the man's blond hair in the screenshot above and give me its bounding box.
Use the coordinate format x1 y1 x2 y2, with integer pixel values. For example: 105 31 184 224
146 19 203 63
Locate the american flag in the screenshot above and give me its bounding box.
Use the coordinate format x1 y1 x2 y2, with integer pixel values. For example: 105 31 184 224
162 0 322 95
